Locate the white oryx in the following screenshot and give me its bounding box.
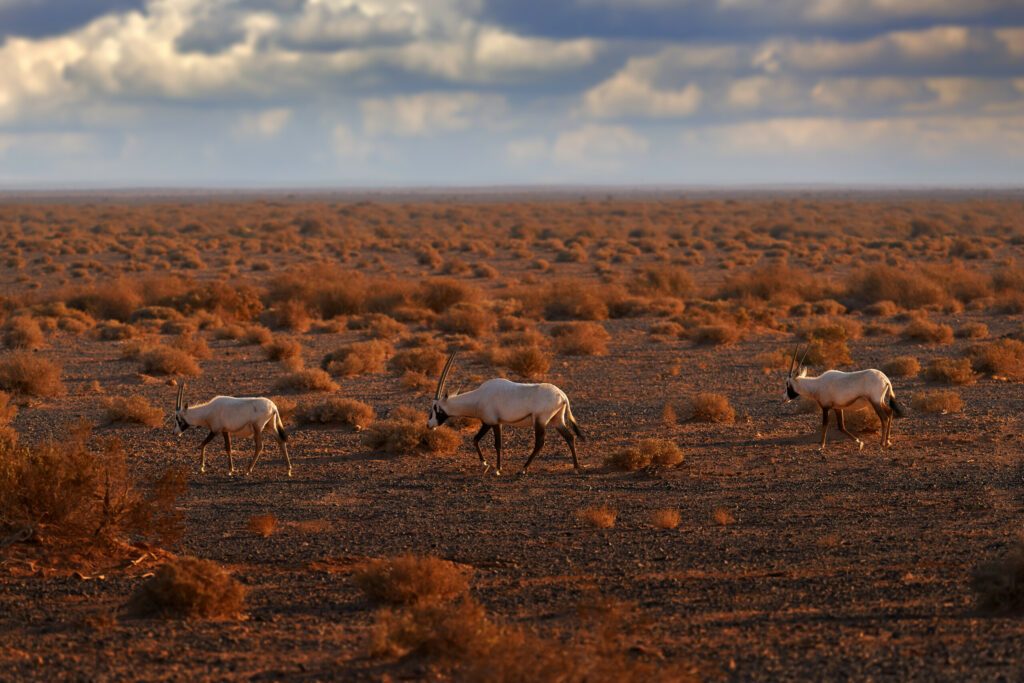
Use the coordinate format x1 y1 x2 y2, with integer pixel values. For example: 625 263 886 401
426 353 584 475
173 382 292 476
784 346 904 450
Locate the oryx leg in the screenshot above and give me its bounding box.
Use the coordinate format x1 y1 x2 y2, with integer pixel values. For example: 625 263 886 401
271 427 293 477
520 420 547 475
246 425 265 476
834 409 864 451
556 424 581 472
870 402 892 449
819 407 830 450
198 430 217 473
472 423 492 472
493 424 503 476
223 432 234 475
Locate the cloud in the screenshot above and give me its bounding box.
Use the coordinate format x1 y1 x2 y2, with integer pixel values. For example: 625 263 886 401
361 92 505 136
332 123 373 160
552 124 648 166
583 68 702 118
236 107 292 138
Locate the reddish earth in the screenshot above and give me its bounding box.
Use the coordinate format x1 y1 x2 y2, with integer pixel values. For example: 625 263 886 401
1 192 1023 681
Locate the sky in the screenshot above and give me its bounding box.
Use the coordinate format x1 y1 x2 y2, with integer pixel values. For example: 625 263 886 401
0 0 1022 188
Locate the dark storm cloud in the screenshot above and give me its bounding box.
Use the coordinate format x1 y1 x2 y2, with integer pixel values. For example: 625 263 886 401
0 0 146 39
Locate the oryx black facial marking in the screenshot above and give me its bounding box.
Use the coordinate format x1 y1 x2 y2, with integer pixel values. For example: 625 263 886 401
786 382 799 400
431 404 450 425
176 414 192 432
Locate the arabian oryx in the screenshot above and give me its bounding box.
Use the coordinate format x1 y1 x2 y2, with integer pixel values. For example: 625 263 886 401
784 346 905 450
426 353 585 475
173 382 293 476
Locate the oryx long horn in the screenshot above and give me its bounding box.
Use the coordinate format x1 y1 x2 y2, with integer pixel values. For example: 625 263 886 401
435 352 456 400
797 345 810 369
788 346 799 376
176 381 184 410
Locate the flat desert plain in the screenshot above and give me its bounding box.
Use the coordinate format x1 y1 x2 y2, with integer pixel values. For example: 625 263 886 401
1 192 1024 681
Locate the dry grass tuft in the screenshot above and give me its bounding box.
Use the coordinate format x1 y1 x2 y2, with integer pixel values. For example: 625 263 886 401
362 406 461 456
911 389 963 414
3 316 45 350
389 347 446 377
493 345 550 379
690 323 742 346
956 322 989 340
576 506 617 529
322 340 393 376
126 557 246 619
0 351 65 397
296 397 375 430
102 395 163 427
685 393 735 423
436 303 496 338
274 367 339 393
606 439 683 471
355 554 471 606
549 322 610 356
650 509 681 530
140 346 201 376
925 358 977 385
971 541 1024 615
713 508 735 526
902 319 954 345
368 597 491 660
964 339 1024 380
882 356 920 378
264 337 303 362
248 514 278 538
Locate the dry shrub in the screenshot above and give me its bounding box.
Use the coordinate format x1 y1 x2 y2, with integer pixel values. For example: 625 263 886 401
902 319 954 345
493 345 550 379
685 393 735 423
629 265 694 298
577 506 617 529
389 347 446 376
912 389 963 413
355 554 471 606
882 356 920 378
529 280 612 321
418 278 481 313
140 346 201 376
213 324 246 340
690 323 742 346
102 395 163 427
94 320 138 340
717 264 829 305
126 557 246 619
248 514 278 538
274 367 339 392
650 509 681 530
296 397 375 430
265 336 303 361
66 279 142 321
956 322 989 340
3 316 44 350
369 597 490 660
971 541 1024 615
606 439 683 471
845 265 945 309
965 339 1024 380
322 340 394 376
864 300 899 317
801 322 854 368
0 391 17 450
549 322 610 356
170 331 211 360
0 351 64 397
713 508 735 526
362 406 460 456
263 299 312 332
437 303 496 338
0 426 186 550
241 325 273 345
925 358 977 385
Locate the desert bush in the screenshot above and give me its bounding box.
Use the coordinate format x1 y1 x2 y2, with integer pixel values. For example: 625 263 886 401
355 554 471 606
882 356 920 378
263 299 312 332
971 541 1024 615
265 336 303 362
213 324 246 341
606 439 683 471
845 265 946 309
418 278 481 313
3 316 44 350
912 389 963 413
126 557 246 619
66 279 142 321
296 397 375 430
322 340 394 376
650 509 681 530
140 346 201 376
956 322 989 340
493 345 550 379
549 322 609 356
629 265 694 298
576 506 617 529
925 358 977 385
362 406 460 456
901 319 953 345
170 331 211 360
717 264 830 305
520 280 612 321
690 324 742 346
102 395 164 427
241 325 273 345
0 391 16 449
436 303 496 338
389 348 446 376
274 367 339 392
94 320 138 340
248 514 278 538
0 351 64 397
713 508 736 526
685 393 735 423
964 339 1024 380
369 597 492 660
863 300 899 317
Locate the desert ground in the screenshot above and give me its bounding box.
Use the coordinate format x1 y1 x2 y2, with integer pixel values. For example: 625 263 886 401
1 191 1024 681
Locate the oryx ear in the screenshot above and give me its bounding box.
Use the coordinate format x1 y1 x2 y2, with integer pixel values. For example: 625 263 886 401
443 390 449 400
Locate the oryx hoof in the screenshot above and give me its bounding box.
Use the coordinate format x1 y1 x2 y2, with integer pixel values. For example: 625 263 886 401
856 441 864 451
517 468 528 476
287 469 293 478
494 469 502 477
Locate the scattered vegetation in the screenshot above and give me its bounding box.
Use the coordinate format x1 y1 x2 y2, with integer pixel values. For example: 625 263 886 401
901 319 954 345
362 406 460 456
925 358 978 385
0 351 65 397
355 554 471 606
684 393 735 424
321 340 393 376
296 397 375 430
576 506 617 529
650 509 681 530
882 356 920 378
964 339 1024 380
606 439 683 471
102 395 164 427
549 322 610 356
911 389 963 414
140 346 201 377
274 367 339 393
126 557 246 619
248 514 278 538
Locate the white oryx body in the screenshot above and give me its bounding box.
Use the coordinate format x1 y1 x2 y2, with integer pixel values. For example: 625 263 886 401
784 347 904 450
427 354 584 475
173 383 292 476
